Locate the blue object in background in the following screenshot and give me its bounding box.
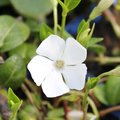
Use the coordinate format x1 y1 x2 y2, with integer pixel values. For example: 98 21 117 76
65 4 103 35
114 0 118 5
66 0 117 35
65 15 85 35
111 111 120 119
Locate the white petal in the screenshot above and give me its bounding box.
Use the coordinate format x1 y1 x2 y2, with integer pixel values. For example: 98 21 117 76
36 35 65 61
42 71 70 98
62 64 87 90
27 55 53 86
62 37 87 65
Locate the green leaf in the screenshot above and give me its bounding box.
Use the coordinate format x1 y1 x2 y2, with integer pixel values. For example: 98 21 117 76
0 0 9 6
87 37 103 47
9 43 37 64
105 76 120 105
8 88 23 120
64 0 81 11
0 55 26 89
60 92 80 102
0 15 30 52
25 18 41 32
18 104 38 120
89 0 113 21
93 85 108 105
88 44 106 54
77 20 89 34
47 108 64 118
10 0 52 20
85 37 104 54
39 23 53 40
77 23 95 48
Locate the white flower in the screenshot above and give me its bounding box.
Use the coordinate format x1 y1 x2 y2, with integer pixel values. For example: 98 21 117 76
27 35 87 98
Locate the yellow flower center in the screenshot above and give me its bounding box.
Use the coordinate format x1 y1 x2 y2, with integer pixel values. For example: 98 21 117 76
55 60 64 69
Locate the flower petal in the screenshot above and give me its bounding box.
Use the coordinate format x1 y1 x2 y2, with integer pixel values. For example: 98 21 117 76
27 55 53 86
36 35 65 61
62 64 87 90
42 71 70 98
62 37 87 65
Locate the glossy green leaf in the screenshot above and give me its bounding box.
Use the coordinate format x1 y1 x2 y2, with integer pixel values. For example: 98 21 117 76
0 15 30 52
0 55 26 89
9 43 37 64
105 76 120 105
8 88 23 120
94 85 108 105
39 23 53 40
10 0 52 19
64 0 81 11
89 0 113 21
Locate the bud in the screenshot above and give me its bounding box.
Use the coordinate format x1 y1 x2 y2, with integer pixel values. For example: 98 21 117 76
67 110 96 120
50 0 58 7
86 77 100 90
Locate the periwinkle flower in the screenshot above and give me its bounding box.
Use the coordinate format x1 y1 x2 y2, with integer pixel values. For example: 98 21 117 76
27 35 87 97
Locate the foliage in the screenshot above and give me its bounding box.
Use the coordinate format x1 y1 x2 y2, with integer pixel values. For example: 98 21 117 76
94 76 120 105
0 15 30 52
10 0 52 20
0 0 118 119
0 55 26 89
8 88 23 120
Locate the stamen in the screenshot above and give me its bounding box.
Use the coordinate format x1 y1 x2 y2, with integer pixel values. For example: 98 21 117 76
55 60 64 69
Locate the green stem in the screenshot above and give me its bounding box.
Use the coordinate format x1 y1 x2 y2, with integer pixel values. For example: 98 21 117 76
53 5 58 34
25 79 38 93
82 89 89 120
88 97 99 120
51 0 58 34
89 56 120 65
61 11 67 37
98 71 110 78
21 84 34 104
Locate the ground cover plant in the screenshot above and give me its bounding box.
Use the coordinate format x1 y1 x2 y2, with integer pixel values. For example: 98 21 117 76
0 0 120 120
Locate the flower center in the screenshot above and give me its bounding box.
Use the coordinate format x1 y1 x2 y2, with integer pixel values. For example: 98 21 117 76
55 60 64 69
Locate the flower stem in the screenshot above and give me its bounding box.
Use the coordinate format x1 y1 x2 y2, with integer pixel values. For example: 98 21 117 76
25 79 38 93
99 105 120 117
88 55 120 65
53 5 58 34
88 97 99 119
61 11 67 37
82 88 89 120
21 84 34 104
51 0 58 34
